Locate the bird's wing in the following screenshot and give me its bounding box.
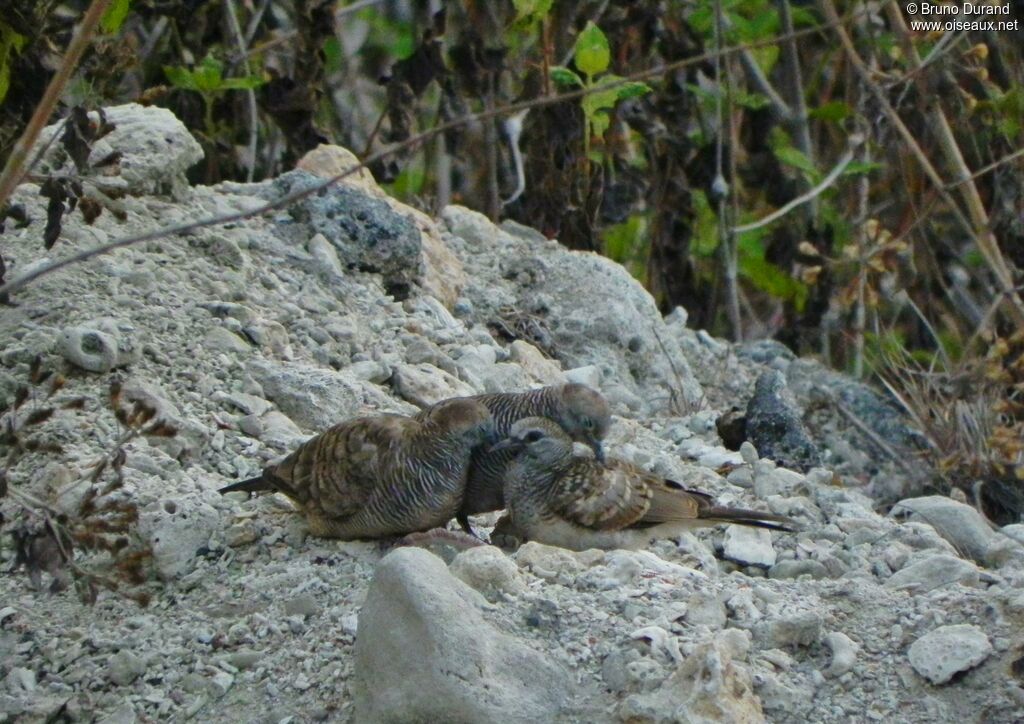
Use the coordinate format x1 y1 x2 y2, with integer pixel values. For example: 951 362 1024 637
550 459 653 530
271 415 414 518
636 477 708 524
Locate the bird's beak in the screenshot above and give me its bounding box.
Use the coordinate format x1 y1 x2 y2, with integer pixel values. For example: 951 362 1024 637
589 439 606 463
488 438 521 454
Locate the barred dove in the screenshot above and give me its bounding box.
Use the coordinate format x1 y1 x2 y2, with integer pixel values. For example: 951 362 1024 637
493 417 796 551
219 398 496 539
419 383 611 531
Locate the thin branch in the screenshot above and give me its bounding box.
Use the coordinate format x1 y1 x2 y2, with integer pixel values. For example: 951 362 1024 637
731 133 863 234
0 0 113 213
0 10 868 300
223 0 259 182
820 0 1024 328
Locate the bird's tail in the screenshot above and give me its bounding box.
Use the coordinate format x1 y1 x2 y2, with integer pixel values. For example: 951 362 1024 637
218 475 273 496
702 506 799 532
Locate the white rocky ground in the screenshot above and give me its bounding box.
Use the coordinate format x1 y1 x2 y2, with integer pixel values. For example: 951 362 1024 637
1 105 1022 723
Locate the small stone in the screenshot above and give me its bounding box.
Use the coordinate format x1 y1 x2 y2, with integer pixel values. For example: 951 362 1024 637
5 667 36 694
769 559 830 580
293 674 312 691
60 318 138 372
823 632 858 677
563 365 602 389
210 670 234 697
225 520 259 547
739 442 759 465
449 545 526 602
885 554 980 592
391 363 476 406
284 594 321 618
892 496 994 564
227 650 262 670
108 650 146 687
202 327 251 354
908 624 992 685
757 612 822 649
724 525 777 567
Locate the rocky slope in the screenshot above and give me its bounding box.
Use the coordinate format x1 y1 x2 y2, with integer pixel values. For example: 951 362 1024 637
0 105 1022 723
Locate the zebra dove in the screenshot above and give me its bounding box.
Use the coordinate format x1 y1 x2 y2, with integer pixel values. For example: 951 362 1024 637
419 383 611 531
493 417 796 551
218 398 496 539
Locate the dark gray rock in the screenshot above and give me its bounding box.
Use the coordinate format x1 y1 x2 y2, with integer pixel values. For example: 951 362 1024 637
264 171 422 299
745 370 822 472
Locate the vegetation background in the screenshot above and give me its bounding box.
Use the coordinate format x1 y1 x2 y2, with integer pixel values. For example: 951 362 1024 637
1 0 1022 534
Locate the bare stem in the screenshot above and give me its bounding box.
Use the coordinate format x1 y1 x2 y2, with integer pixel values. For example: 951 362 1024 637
0 0 113 213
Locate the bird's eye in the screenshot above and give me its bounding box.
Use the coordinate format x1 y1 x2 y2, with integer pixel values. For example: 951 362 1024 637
524 430 544 443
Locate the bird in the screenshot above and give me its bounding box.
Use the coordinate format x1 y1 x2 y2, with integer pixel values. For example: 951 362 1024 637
418 383 611 532
491 417 797 551
218 398 497 539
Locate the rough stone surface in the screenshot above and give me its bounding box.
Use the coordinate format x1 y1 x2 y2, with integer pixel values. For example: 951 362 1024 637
892 496 997 564
59 318 139 372
353 548 573 723
1 115 1021 724
907 624 993 685
443 206 703 413
32 103 203 199
724 526 778 567
745 370 822 472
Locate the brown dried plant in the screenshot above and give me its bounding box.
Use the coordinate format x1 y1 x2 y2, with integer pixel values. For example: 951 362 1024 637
874 331 1024 525
2 359 176 605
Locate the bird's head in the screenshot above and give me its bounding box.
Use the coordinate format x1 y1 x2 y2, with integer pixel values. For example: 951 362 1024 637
490 416 573 463
556 383 611 462
425 398 498 446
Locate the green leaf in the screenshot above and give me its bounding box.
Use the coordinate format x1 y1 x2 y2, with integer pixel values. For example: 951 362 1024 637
691 189 720 257
738 231 808 308
589 109 611 139
550 66 583 88
0 22 28 105
323 37 343 74
101 0 132 33
574 22 610 77
602 214 648 271
193 56 224 93
513 0 554 23
808 100 851 122
842 161 884 176
773 145 817 176
581 83 621 117
163 65 198 91
616 81 653 101
219 74 264 90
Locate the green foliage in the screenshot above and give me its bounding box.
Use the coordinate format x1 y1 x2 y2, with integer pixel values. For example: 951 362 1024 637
573 22 610 78
737 229 808 309
164 56 263 138
0 21 27 105
550 23 651 156
512 0 554 26
601 214 648 279
101 0 133 34
808 100 851 123
164 56 263 94
691 190 720 257
356 7 414 60
385 166 426 199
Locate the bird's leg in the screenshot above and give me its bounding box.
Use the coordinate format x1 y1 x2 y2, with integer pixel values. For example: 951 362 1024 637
456 512 482 539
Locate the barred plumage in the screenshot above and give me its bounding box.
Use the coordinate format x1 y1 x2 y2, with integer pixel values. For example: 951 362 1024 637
419 383 611 529
219 399 496 539
494 417 797 551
